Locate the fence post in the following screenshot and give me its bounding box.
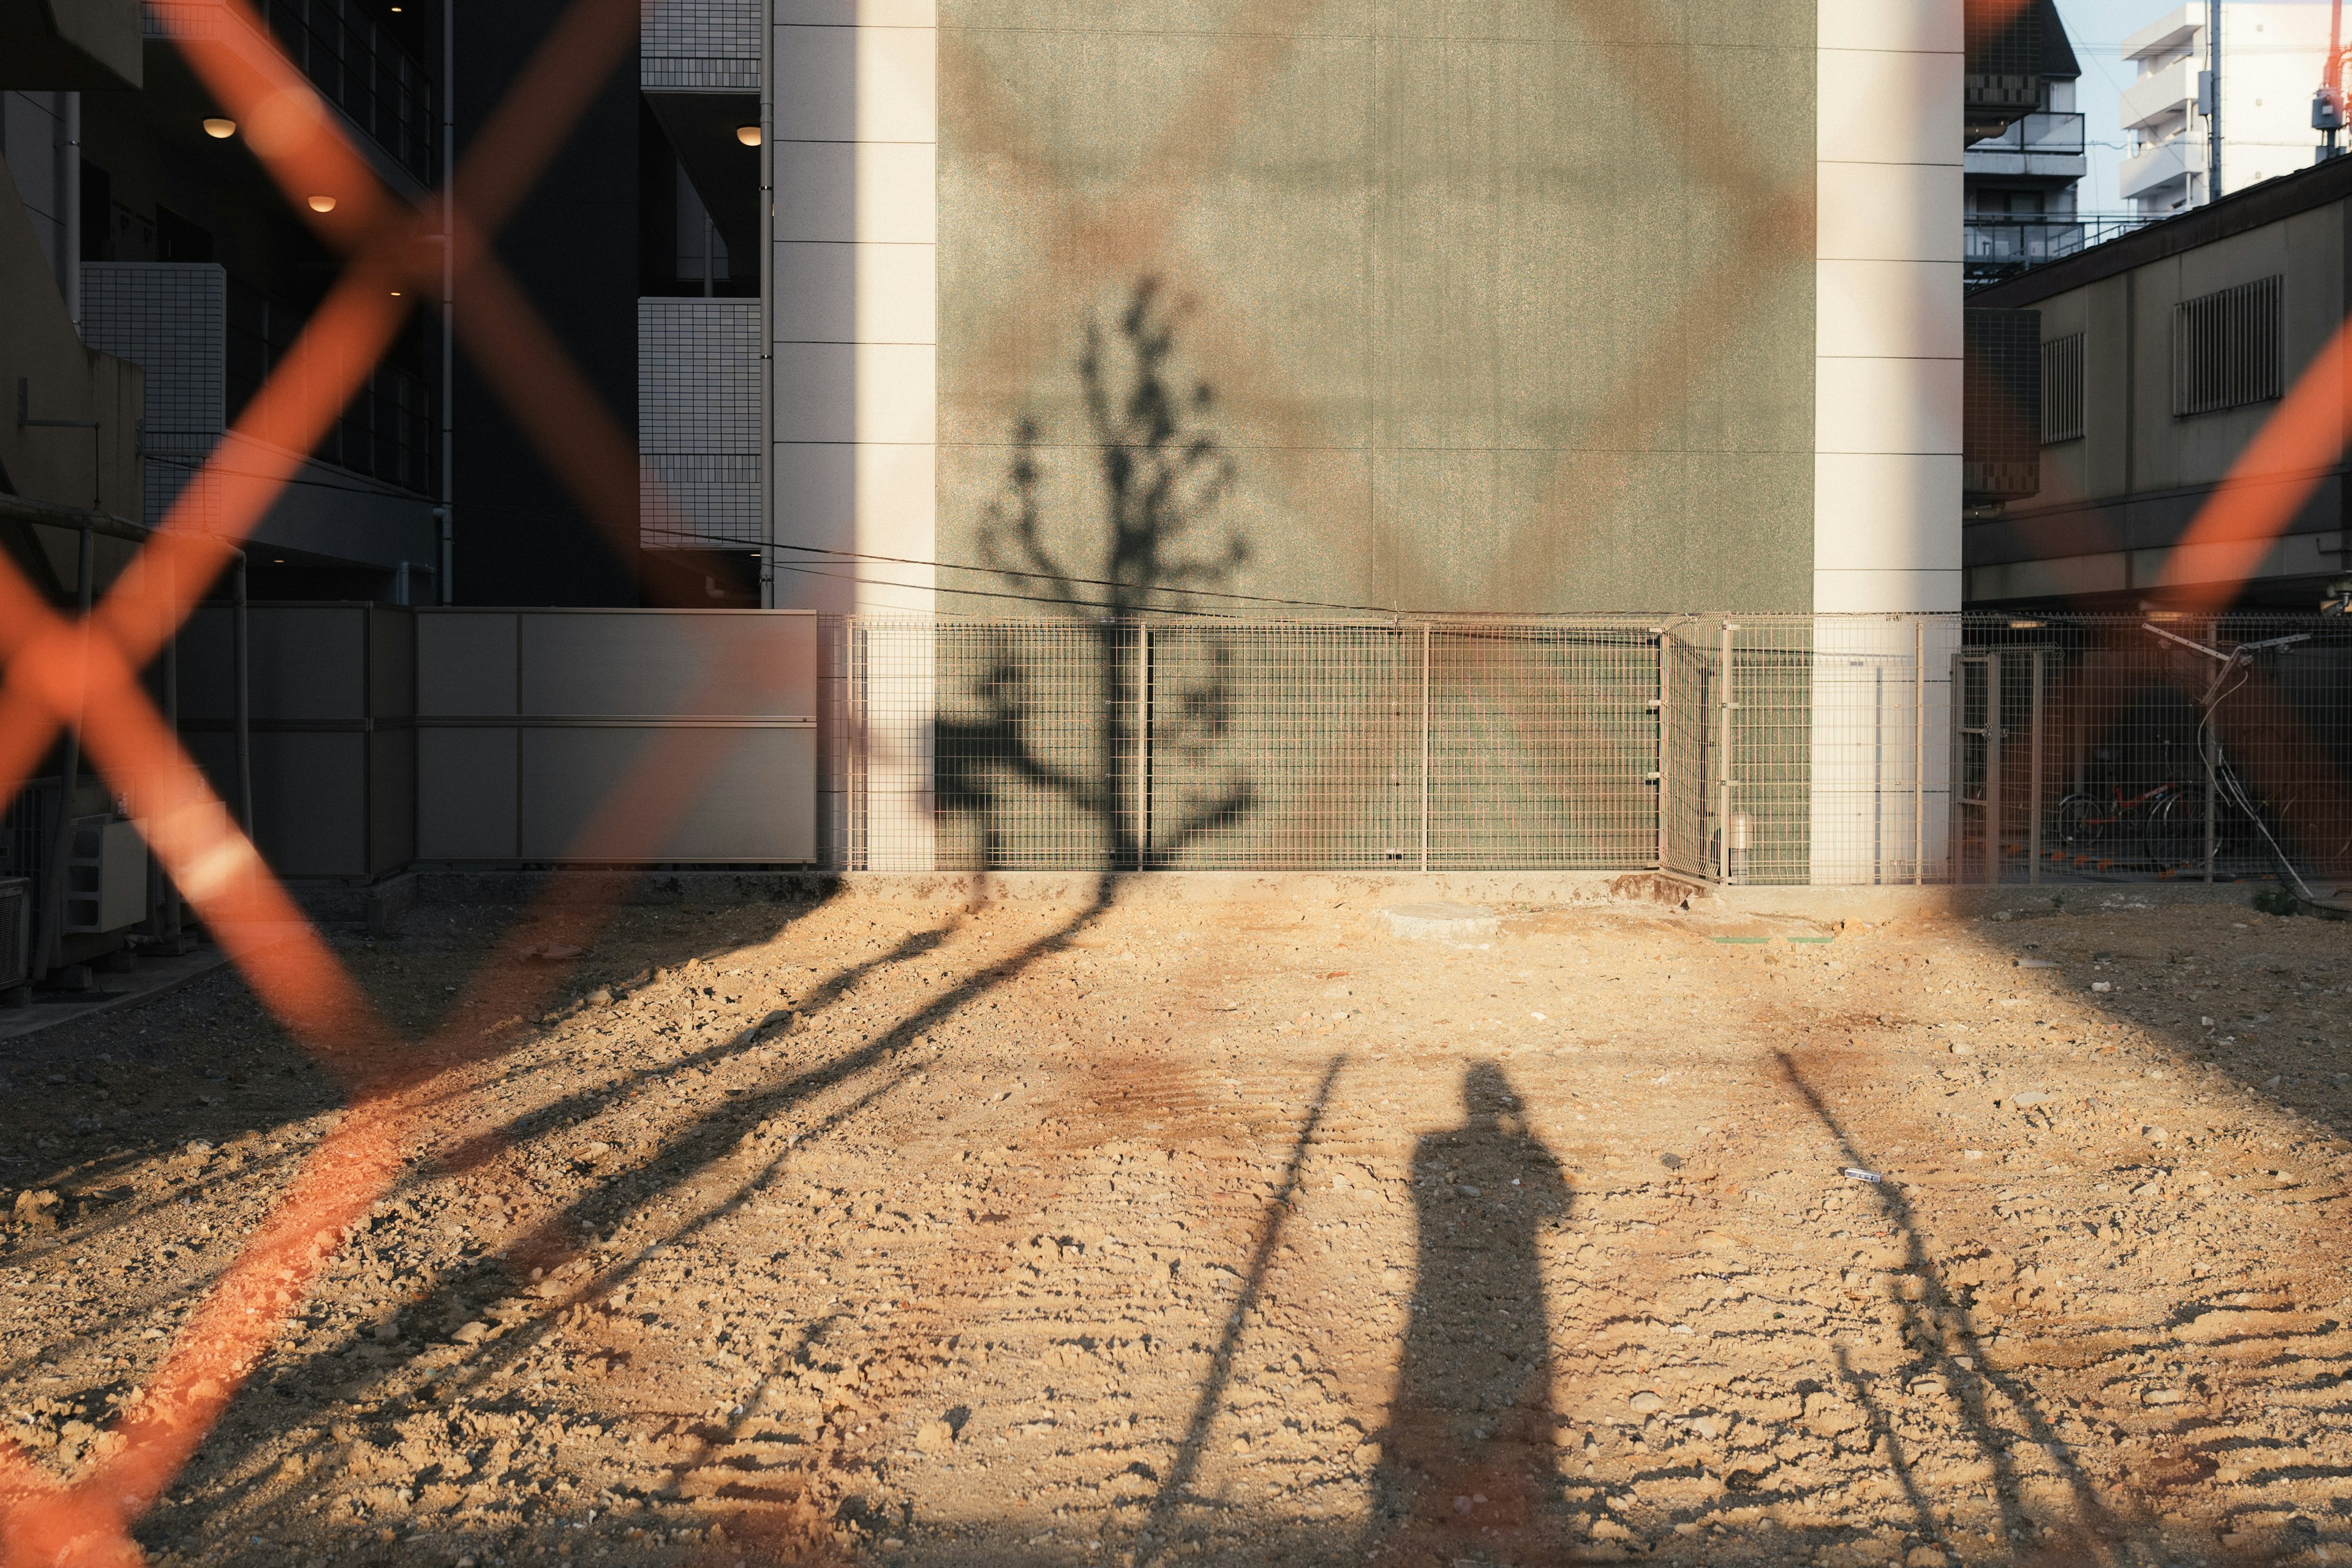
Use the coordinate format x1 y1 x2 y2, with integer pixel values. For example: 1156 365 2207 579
1986 654 2002 885
1913 616 1924 888
1717 624 1735 883
2028 649 2044 886
1418 623 1431 873
2203 722 2217 884
1654 627 1668 872
1136 622 1152 869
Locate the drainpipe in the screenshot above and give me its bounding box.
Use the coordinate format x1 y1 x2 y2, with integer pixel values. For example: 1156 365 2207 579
438 0 456 603
63 93 81 332
758 0 775 609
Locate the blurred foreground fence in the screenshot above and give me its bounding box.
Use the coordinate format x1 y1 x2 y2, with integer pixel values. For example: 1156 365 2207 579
831 613 2352 888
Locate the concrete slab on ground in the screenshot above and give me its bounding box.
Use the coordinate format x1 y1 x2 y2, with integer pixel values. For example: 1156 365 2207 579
0 944 230 1045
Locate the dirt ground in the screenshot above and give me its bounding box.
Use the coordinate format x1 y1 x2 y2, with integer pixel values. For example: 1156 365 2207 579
2 883 2350 1568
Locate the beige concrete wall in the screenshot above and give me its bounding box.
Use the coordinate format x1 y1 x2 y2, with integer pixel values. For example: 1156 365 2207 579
0 149 143 521
933 0 1820 617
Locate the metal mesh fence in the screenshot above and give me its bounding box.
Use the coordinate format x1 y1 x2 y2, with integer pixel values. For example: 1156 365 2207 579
826 612 2352 888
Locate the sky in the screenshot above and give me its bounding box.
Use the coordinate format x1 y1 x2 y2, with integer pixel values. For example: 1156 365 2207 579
2055 0 2339 209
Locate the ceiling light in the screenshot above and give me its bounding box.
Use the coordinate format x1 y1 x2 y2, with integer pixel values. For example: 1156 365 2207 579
390 289 403 297
736 125 761 146
307 194 337 213
203 117 237 138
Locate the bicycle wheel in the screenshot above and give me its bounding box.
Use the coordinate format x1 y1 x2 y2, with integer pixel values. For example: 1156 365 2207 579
2052 794 2105 851
2144 787 2209 869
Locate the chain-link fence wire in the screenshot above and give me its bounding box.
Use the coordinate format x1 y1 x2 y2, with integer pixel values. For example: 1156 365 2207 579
1957 614 2352 886
829 612 2352 887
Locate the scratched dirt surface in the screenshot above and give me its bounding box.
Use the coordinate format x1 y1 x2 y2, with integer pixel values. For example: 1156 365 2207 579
2 889 2349 1568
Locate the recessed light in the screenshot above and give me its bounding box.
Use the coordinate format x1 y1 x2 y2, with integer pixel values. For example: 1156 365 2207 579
307 194 337 213
203 117 236 138
736 125 761 146
390 289 403 297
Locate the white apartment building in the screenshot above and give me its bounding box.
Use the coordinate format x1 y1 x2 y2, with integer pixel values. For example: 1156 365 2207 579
2121 1 2335 213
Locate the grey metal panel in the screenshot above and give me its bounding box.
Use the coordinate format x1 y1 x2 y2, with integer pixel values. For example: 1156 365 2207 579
417 728 519 861
417 611 519 717
371 608 418 718
518 612 817 718
178 605 371 724
371 728 417 874
246 607 369 722
518 726 816 862
251 731 369 876
176 605 236 725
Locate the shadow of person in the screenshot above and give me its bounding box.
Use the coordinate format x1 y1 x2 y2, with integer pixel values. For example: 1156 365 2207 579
1365 1060 1574 1566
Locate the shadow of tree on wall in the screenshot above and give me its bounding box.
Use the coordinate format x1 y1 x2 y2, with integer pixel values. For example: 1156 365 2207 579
938 279 1256 870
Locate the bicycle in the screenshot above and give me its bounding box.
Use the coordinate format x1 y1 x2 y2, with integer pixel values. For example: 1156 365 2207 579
2050 779 2198 861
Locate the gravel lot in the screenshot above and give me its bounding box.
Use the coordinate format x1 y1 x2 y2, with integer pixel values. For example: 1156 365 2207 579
2 885 2348 1568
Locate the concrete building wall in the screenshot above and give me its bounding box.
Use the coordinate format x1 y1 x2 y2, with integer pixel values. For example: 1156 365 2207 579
929 1 1823 617
769 0 938 616
1816 0 1965 615
1966 168 2352 606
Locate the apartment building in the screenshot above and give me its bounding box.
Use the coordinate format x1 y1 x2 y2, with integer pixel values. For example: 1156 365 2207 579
2121 1 2335 214
6 0 451 602
1964 0 2090 285
1967 154 2352 609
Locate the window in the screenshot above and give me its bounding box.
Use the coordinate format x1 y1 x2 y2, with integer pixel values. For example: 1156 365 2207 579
2040 331 2084 443
2172 276 2283 417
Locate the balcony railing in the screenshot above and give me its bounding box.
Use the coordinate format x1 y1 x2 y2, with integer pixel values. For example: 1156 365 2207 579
1968 110 2087 157
1964 214 2163 284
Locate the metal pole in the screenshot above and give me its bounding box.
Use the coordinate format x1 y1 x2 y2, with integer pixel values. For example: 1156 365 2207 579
234 553 253 835
40 522 96 976
2028 649 2044 885
1913 616 1924 887
2208 0 2223 202
1716 625 1734 882
1654 627 1670 872
758 0 775 609
437 0 454 603
1418 623 1431 873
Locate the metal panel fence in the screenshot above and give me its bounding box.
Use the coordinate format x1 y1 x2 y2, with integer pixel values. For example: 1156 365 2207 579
826 612 2352 887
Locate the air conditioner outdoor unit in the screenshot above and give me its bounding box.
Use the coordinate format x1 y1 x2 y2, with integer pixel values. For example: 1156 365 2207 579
0 876 29 993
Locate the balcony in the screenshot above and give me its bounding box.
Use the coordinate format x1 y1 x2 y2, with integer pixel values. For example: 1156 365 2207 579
1965 111 2088 178
1964 214 2162 285
2121 134 2199 202
2120 56 2195 133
